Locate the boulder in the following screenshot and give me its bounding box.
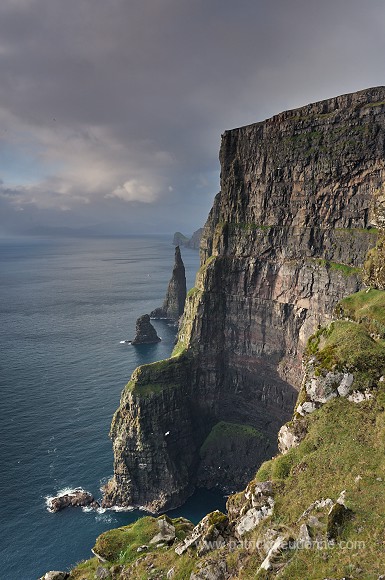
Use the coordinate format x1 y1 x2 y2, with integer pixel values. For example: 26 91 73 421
258 536 287 572
236 501 274 537
175 511 229 556
95 567 110 579
149 517 176 545
327 502 353 541
190 559 227 580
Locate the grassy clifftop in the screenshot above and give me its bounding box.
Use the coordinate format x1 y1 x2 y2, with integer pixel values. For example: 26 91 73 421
64 289 385 579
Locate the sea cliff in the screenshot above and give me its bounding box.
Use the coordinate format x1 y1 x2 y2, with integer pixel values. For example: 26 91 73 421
103 87 385 514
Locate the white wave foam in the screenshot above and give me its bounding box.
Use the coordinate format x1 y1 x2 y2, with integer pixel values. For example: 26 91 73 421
82 506 94 513
95 513 115 524
109 505 135 512
138 505 155 514
45 487 87 511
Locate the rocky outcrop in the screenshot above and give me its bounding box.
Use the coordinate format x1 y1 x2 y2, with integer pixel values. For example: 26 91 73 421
39 573 69 580
175 511 231 556
173 228 203 250
105 87 385 513
173 232 189 246
47 489 99 512
150 246 187 320
132 314 161 345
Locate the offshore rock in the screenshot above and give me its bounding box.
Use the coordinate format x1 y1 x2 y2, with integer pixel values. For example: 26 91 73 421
106 87 385 512
187 228 203 249
150 246 187 320
173 228 203 250
173 231 189 246
132 314 161 345
47 489 99 512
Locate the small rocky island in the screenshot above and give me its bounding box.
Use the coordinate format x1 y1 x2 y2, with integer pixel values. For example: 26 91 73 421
173 228 203 250
47 489 99 513
150 246 186 321
132 314 161 345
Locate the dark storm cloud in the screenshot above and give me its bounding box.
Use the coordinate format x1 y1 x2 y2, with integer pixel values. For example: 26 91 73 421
1 0 385 234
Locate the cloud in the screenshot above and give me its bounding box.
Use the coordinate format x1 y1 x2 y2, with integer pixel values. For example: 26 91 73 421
1 0 385 234
108 179 158 203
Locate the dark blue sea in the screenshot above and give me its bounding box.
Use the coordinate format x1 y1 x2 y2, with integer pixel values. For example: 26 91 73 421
0 235 226 580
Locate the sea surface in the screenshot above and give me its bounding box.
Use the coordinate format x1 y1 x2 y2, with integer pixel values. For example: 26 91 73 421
0 235 226 580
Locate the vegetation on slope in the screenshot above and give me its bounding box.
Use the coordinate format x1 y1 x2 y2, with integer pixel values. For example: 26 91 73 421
199 421 264 458
70 516 196 580
68 289 385 580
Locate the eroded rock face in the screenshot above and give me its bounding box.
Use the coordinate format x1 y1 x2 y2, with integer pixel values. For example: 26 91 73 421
151 246 186 320
132 314 161 345
106 88 385 512
175 511 230 556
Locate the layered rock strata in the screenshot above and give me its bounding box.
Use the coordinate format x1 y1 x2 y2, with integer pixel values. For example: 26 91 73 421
150 246 187 320
104 87 385 512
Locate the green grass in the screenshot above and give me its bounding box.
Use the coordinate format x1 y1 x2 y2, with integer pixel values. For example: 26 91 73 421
171 341 187 358
337 288 385 337
200 421 264 458
197 254 216 276
364 100 385 107
306 320 385 389
246 386 385 578
70 557 99 579
72 286 385 579
310 258 361 276
186 286 200 298
70 516 196 579
94 517 157 562
125 352 190 398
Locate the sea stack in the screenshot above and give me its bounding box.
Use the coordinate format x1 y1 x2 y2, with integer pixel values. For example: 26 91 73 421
132 314 161 345
150 246 186 320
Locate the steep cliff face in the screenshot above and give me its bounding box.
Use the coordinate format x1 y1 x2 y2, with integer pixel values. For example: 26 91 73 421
104 87 385 512
150 246 187 320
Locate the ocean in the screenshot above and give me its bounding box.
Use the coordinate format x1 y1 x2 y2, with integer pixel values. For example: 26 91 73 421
0 235 226 580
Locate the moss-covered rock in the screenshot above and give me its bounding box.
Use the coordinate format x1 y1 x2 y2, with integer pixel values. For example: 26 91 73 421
326 502 353 541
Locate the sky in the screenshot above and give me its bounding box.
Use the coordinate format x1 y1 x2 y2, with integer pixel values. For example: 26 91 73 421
1 0 385 236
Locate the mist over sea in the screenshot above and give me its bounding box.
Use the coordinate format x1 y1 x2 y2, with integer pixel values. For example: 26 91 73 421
0 235 225 580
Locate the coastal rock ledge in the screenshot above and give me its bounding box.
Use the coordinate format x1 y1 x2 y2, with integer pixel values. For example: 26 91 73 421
104 86 385 513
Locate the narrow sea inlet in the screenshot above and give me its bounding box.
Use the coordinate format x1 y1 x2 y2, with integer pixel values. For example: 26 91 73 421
0 235 225 580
